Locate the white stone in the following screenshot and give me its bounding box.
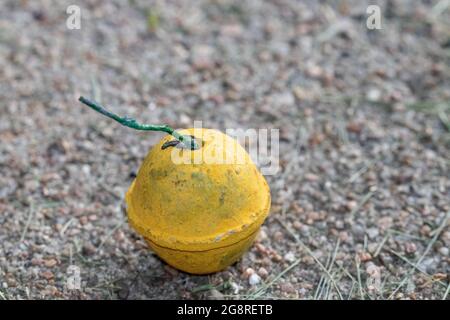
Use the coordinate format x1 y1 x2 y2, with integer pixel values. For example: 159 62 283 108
249 273 261 286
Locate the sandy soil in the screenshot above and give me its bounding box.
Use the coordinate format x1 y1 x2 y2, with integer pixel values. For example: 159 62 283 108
0 0 449 299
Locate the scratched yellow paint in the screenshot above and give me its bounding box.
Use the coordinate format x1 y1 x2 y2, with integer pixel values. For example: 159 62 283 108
126 128 271 274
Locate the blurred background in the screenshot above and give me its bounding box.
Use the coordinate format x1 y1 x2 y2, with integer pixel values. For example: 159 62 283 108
0 0 449 299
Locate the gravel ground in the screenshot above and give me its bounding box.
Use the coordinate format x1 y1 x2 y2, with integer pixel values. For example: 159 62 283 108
0 0 449 300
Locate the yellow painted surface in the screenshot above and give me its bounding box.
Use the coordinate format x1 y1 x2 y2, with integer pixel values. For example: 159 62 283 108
126 128 271 274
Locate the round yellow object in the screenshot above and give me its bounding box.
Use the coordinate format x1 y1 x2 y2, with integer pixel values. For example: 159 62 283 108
125 128 271 274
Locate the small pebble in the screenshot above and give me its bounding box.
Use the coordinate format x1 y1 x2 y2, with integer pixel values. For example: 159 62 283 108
284 252 296 262
280 282 296 294
79 216 88 225
359 252 372 262
438 247 449 256
366 88 381 102
420 225 431 236
335 220 344 229
273 231 283 242
191 45 215 70
41 271 54 280
44 259 58 268
256 229 268 242
339 231 349 242
366 262 381 277
82 243 96 255
6 277 17 287
367 243 378 254
249 273 261 286
258 267 269 278
302 256 314 265
405 242 417 254
244 267 255 278
346 201 358 211
114 230 125 242
293 221 302 230
366 228 379 240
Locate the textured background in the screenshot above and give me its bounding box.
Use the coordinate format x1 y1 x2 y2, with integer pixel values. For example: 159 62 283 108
0 0 449 299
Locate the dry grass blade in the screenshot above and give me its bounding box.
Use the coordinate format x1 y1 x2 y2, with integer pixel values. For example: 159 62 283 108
388 212 449 299
60 218 76 237
275 217 343 300
438 108 450 132
315 239 341 300
348 160 376 184
443 283 450 300
20 202 35 243
349 191 374 221
0 289 7 300
248 257 302 299
99 182 122 200
374 231 390 257
431 0 450 17
226 294 301 300
355 255 364 300
314 251 332 299
90 75 102 103
98 218 127 250
347 281 355 300
387 249 447 288
333 261 370 299
336 114 349 145
388 229 428 242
